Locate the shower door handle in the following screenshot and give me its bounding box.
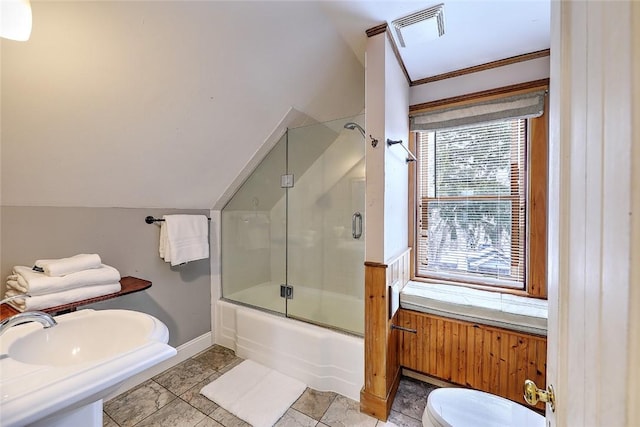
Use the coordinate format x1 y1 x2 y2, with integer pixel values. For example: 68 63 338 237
352 212 363 239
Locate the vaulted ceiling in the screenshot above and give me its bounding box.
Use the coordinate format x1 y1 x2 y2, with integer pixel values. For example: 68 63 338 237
1 1 550 210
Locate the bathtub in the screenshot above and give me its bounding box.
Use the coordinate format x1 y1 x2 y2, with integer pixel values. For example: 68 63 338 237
223 281 364 335
215 297 364 401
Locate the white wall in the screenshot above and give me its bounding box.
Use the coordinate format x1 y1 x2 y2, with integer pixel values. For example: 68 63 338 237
628 4 640 422
364 34 386 264
1 1 364 210
410 56 550 106
364 32 410 264
383 35 410 262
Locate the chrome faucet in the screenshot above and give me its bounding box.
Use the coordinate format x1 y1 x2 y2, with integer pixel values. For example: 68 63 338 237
0 311 57 336
0 293 57 336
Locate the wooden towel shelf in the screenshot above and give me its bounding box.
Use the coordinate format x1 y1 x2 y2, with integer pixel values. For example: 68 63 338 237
0 276 152 321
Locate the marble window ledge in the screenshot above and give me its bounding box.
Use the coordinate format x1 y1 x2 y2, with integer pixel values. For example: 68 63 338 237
400 281 548 336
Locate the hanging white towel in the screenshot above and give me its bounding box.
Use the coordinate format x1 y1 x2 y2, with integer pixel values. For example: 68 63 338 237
159 215 209 266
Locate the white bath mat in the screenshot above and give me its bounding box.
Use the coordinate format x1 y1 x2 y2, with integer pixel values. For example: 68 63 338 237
200 359 306 427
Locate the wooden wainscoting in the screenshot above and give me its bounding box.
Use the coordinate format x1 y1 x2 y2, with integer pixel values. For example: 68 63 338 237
397 309 547 411
360 249 411 421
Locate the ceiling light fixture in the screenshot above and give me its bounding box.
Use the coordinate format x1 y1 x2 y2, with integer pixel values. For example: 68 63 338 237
391 3 445 48
0 0 33 42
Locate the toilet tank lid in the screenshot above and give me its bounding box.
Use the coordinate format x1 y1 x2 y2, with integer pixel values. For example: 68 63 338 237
426 388 545 427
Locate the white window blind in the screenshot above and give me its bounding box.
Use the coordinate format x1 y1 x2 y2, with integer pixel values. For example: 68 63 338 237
416 119 527 289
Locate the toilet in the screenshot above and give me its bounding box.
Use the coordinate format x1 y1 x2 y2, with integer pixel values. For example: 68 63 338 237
422 388 545 427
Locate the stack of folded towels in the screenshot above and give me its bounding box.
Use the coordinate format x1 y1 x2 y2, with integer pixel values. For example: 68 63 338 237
4 253 121 312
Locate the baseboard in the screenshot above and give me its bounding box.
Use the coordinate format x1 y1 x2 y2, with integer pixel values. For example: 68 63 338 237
359 365 401 421
104 331 213 401
402 368 455 388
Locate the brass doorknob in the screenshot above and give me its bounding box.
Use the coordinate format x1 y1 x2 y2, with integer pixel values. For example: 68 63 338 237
523 379 555 412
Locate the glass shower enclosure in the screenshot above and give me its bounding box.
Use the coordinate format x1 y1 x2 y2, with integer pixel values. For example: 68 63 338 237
221 115 365 335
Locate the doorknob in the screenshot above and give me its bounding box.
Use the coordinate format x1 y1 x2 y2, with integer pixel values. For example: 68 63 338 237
523 379 555 412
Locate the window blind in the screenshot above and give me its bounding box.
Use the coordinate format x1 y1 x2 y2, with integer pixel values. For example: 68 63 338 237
416 119 527 288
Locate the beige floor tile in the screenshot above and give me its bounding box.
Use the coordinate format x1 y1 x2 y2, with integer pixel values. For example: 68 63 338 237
104 345 432 427
192 344 241 371
103 412 118 427
154 358 217 396
291 388 337 420
180 372 222 415
274 408 318 427
381 410 423 427
209 407 252 427
134 399 207 427
194 417 225 427
217 355 244 374
320 395 378 427
104 380 176 427
390 377 434 420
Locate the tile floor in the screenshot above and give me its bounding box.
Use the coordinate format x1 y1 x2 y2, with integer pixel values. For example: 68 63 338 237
103 345 437 427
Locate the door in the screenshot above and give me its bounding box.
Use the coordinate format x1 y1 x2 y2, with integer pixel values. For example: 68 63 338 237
542 2 639 426
285 116 366 335
220 133 288 315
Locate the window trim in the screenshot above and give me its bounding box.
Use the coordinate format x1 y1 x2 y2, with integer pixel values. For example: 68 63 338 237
408 80 549 299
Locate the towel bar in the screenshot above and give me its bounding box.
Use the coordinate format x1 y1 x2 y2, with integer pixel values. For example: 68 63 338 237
145 216 211 224
387 138 417 163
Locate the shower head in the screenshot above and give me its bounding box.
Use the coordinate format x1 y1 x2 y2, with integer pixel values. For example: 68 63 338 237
344 122 365 139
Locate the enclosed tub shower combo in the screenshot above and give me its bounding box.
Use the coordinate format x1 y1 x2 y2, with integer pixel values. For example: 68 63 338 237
217 115 366 400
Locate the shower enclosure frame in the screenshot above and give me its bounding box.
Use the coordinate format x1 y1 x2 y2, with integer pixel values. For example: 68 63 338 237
219 114 366 336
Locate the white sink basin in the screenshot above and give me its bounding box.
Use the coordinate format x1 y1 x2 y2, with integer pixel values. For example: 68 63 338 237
8 309 169 367
0 309 176 427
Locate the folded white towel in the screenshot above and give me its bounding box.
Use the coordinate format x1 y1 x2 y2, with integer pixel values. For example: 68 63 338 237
7 264 121 296
4 282 122 311
34 254 102 277
159 215 209 266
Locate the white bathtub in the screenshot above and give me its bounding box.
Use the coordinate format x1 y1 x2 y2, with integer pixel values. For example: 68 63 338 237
215 299 364 401
223 281 364 335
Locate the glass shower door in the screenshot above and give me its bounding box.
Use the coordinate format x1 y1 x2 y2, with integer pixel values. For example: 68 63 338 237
221 133 287 315
286 116 366 335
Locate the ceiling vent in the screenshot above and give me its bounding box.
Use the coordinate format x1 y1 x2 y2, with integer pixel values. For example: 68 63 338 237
391 3 445 48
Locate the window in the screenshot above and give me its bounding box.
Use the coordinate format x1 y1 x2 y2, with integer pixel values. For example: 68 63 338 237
409 84 548 297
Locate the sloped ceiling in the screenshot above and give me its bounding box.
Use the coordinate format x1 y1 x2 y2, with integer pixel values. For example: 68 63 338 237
1 1 365 209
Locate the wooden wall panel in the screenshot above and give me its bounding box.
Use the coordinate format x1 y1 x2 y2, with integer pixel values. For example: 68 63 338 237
361 249 411 421
397 309 546 410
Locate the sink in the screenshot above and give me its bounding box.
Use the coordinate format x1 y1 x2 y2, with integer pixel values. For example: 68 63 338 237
0 309 176 427
8 309 169 366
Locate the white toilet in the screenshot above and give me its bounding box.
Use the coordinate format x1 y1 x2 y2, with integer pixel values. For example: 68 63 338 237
422 388 545 427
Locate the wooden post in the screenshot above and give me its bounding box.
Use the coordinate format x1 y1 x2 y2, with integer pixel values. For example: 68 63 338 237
359 261 402 421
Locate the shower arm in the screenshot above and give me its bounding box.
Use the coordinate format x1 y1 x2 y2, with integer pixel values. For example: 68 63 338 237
344 122 365 139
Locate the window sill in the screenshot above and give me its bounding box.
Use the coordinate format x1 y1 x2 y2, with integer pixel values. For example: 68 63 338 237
400 281 548 336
